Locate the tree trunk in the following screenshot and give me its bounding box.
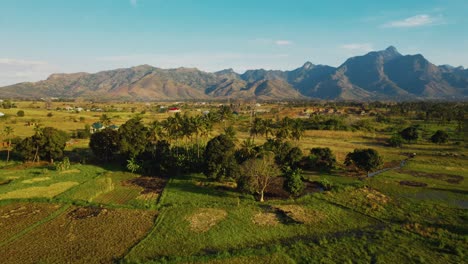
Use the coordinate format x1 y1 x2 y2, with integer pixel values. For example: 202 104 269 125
34 145 40 163
6 140 11 162
260 190 264 202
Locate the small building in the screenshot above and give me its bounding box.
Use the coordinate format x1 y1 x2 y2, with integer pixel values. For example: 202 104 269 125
90 122 105 133
108 124 119 130
168 107 181 113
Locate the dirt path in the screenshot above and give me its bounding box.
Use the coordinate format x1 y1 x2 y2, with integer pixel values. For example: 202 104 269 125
368 158 410 178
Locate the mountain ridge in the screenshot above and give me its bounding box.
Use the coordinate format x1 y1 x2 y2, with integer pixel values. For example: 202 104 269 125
1 46 467 101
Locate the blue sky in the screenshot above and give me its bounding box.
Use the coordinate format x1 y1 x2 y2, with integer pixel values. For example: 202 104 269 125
1 0 467 85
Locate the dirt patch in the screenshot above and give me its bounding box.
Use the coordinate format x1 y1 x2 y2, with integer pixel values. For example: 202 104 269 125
22 177 50 184
67 207 107 220
400 170 463 184
272 205 325 224
348 187 391 211
186 208 227 233
252 212 280 226
400 181 428 187
124 177 167 195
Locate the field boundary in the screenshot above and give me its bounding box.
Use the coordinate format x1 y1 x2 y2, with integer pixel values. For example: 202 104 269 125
0 203 71 247
120 176 174 262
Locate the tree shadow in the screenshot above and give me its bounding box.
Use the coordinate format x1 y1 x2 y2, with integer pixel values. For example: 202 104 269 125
167 177 238 200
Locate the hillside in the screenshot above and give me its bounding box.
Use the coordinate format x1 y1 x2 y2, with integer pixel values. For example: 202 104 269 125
1 47 467 101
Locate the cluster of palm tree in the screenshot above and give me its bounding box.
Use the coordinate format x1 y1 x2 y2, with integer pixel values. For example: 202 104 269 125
148 113 214 158
249 117 305 142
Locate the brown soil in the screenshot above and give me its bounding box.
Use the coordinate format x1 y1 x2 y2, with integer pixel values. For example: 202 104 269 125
186 208 227 233
252 212 280 226
124 176 167 194
401 170 463 184
67 207 106 220
400 181 428 187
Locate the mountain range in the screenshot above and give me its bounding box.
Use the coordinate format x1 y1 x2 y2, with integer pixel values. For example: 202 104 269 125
1 46 467 101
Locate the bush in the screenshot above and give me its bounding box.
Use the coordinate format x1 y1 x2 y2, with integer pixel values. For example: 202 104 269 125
345 148 383 176
47 112 53 117
400 126 418 143
387 134 403 147
283 167 304 197
302 147 336 172
431 130 449 144
16 110 25 117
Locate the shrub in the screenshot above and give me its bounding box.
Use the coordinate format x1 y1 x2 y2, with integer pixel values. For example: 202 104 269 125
431 130 449 144
345 148 383 176
387 134 403 147
283 167 304 197
303 147 336 172
16 110 25 117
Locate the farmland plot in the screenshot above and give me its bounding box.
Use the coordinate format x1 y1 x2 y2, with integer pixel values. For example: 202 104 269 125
0 206 157 264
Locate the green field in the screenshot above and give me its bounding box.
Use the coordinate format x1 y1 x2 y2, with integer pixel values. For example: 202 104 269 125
0 101 467 263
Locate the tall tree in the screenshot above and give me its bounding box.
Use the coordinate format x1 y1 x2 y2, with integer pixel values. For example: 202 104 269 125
239 152 281 202
3 126 14 162
89 128 119 161
203 134 239 181
118 117 148 158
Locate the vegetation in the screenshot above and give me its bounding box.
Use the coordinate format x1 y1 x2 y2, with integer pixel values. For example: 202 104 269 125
0 100 466 263
431 130 449 144
283 167 304 197
345 148 383 176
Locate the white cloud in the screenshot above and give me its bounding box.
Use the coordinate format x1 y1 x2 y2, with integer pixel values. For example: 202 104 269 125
382 14 443 28
130 0 137 7
340 43 374 53
250 38 294 47
275 40 293 46
0 58 57 86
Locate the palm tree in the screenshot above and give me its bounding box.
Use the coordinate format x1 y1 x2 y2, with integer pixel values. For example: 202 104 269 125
100 114 112 126
291 119 304 141
262 119 274 140
3 126 14 162
249 117 263 143
32 124 44 163
218 105 233 129
275 117 292 141
191 116 204 158
148 120 165 143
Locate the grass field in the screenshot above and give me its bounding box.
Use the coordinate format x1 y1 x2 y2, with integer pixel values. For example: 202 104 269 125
0 101 466 263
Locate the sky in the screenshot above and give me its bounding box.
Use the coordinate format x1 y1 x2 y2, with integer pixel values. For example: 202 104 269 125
1 0 467 86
